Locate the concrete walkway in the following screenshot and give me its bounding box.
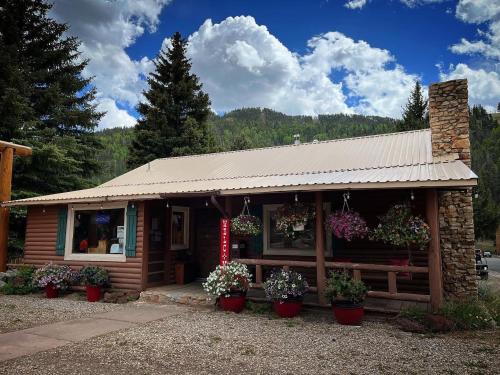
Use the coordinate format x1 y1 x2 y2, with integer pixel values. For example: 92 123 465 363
0 303 184 362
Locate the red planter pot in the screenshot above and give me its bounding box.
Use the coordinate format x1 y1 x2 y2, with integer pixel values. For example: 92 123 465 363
333 303 364 325
273 299 303 318
45 284 59 299
219 294 246 313
86 285 102 302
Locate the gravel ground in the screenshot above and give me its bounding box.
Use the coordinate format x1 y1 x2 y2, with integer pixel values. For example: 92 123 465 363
1 301 499 375
0 293 124 333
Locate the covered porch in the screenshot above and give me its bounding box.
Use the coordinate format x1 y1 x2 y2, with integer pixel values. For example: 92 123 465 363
141 187 443 310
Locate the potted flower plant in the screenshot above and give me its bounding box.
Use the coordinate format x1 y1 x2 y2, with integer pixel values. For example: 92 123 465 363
325 210 368 241
79 266 110 302
370 203 431 266
325 271 367 325
263 269 308 318
275 203 315 238
32 263 77 298
203 261 252 313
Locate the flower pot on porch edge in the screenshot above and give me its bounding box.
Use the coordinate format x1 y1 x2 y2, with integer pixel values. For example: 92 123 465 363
45 284 59 299
332 301 364 325
86 285 102 302
273 298 303 318
219 291 246 313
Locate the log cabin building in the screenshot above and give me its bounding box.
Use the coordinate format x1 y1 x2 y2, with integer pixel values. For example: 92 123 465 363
2 79 478 310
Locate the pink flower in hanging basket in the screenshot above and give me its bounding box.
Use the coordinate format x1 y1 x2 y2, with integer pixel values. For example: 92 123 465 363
325 210 368 241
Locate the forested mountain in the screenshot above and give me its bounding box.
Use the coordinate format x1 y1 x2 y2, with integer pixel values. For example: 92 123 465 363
94 108 398 182
209 108 398 150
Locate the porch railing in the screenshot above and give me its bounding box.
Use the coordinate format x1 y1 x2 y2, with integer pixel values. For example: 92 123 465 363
235 258 430 303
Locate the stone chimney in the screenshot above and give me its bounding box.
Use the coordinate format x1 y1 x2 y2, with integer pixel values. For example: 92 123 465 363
428 79 477 301
428 79 470 166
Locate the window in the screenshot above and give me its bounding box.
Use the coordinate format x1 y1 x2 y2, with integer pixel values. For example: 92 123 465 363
65 203 127 262
263 204 332 256
171 206 189 250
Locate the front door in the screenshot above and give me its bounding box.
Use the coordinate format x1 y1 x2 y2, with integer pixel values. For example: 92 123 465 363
147 203 167 286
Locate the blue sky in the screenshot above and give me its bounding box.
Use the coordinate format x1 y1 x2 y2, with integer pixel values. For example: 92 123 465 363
50 0 499 128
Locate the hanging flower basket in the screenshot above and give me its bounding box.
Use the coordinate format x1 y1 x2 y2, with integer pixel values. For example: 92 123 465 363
231 215 262 237
275 203 315 239
230 197 262 237
325 210 368 241
370 203 431 265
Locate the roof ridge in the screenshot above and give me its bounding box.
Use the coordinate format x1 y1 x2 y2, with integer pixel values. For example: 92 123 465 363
151 128 431 163
100 158 458 189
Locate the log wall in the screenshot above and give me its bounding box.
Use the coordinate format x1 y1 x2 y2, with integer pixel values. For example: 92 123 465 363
24 202 145 291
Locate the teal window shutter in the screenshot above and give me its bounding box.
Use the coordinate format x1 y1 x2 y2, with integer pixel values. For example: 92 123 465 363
125 203 137 257
55 207 68 256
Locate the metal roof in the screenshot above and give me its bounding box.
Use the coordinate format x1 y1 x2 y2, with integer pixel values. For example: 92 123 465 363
3 129 477 206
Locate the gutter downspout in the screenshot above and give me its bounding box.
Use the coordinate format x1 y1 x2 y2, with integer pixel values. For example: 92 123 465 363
210 195 228 218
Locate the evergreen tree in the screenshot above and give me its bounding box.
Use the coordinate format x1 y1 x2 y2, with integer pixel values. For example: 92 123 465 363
0 0 102 257
127 32 212 169
0 0 102 197
397 81 429 131
470 105 500 239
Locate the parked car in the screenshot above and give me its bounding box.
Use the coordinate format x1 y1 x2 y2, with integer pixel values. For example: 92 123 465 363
483 251 492 258
475 249 489 280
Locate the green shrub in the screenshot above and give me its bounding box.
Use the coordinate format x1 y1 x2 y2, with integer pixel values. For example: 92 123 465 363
399 306 427 323
477 282 500 325
1 266 37 295
79 266 110 287
440 300 495 330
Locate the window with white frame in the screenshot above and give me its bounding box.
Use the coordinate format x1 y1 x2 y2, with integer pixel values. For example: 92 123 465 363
263 203 332 256
171 206 189 250
65 202 127 262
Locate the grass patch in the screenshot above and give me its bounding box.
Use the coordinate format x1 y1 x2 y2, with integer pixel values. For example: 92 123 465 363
440 300 494 330
245 300 272 315
399 306 427 323
398 287 499 332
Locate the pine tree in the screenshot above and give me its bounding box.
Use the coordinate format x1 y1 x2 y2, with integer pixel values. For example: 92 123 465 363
470 105 500 239
0 0 102 198
127 32 212 169
397 81 429 131
0 0 102 257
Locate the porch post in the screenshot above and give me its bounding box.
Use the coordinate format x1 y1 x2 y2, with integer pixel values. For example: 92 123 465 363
315 191 327 306
0 147 14 272
426 188 443 311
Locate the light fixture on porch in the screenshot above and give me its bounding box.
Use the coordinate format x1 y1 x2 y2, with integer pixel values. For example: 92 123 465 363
294 193 298 202
131 203 135 209
42 207 46 214
166 201 169 208
410 190 415 201
205 200 209 207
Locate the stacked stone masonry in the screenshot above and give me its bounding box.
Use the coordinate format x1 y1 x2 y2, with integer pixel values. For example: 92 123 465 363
428 79 471 167
429 79 477 300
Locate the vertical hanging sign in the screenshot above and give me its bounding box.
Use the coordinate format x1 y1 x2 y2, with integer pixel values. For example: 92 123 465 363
219 218 230 265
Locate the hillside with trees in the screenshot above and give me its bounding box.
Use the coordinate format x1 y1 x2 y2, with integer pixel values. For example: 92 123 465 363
94 109 398 182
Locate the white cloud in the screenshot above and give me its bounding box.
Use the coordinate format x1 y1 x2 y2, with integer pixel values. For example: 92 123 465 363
185 16 416 118
451 0 500 60
344 0 368 10
96 98 137 129
439 63 500 112
50 0 171 128
344 0 445 10
455 0 500 24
